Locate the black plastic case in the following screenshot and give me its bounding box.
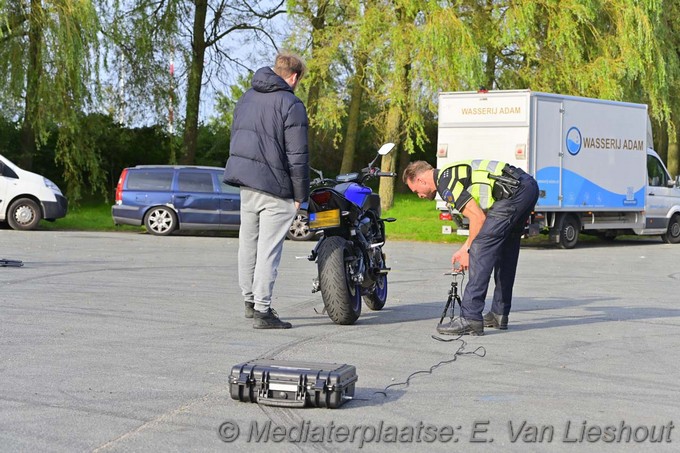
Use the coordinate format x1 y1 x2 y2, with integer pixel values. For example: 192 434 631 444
229 359 358 409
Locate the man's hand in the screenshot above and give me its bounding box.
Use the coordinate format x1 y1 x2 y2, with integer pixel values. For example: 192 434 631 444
452 246 469 271
453 199 486 272
294 201 301 210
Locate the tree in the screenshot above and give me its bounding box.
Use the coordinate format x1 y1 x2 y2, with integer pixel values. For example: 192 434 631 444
105 0 286 165
0 0 104 200
654 0 680 176
375 0 680 208
467 0 680 168
373 0 481 210
287 0 355 171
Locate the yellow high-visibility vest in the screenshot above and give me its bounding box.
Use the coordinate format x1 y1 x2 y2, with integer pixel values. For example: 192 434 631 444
437 160 506 212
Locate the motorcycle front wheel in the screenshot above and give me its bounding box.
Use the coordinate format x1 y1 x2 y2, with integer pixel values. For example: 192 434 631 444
317 236 362 325
363 251 387 311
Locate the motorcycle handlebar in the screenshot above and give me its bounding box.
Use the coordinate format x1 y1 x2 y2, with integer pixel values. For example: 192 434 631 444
365 167 395 177
311 177 336 186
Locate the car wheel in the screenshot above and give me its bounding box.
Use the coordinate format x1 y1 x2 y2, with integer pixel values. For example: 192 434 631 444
7 198 42 230
144 206 177 236
661 213 680 244
287 210 314 241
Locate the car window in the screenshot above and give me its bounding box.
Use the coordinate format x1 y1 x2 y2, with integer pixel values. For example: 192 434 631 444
178 171 215 192
1 163 18 179
127 170 174 190
220 181 239 195
647 155 668 187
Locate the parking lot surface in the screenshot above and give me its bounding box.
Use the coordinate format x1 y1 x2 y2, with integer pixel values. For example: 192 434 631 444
1 231 679 452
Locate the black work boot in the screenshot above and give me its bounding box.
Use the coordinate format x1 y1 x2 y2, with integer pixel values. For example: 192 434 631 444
483 311 508 330
253 308 292 329
245 302 255 319
436 317 484 336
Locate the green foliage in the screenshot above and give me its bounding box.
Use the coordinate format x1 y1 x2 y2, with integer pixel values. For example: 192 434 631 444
104 1 287 165
482 0 679 132
290 0 680 183
207 75 252 165
1 112 227 202
0 0 104 203
3 0 680 197
382 193 467 243
36 202 140 231
0 117 20 159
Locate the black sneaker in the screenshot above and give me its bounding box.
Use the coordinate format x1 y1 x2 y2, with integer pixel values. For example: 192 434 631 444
436 317 484 336
483 311 508 330
253 308 292 329
245 302 255 319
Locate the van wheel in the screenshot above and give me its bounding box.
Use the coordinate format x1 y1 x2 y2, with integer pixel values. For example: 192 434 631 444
144 206 177 236
557 214 580 249
661 214 680 244
7 198 42 230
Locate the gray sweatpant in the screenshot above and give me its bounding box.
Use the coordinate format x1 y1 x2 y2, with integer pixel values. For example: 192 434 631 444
237 187 297 313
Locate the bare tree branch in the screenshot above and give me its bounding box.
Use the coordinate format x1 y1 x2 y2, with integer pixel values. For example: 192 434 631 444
206 20 281 48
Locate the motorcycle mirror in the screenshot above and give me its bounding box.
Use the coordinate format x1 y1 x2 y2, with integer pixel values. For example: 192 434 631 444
377 143 395 156
367 142 396 170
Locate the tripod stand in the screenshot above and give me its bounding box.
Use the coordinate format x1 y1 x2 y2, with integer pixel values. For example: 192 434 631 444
439 270 464 324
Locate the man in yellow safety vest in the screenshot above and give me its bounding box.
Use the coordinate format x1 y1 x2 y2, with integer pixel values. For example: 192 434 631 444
403 160 539 335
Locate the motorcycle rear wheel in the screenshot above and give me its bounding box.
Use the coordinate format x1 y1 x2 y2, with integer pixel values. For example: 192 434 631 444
317 236 362 325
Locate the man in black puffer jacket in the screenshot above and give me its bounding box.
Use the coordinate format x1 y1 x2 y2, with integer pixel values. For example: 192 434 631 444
224 52 310 329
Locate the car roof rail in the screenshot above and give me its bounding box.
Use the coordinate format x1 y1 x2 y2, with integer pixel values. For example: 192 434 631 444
131 165 223 171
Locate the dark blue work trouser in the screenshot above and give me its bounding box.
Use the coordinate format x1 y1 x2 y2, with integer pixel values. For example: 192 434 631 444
461 172 540 321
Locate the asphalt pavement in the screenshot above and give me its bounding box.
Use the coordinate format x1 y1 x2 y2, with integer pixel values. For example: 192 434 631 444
1 230 679 452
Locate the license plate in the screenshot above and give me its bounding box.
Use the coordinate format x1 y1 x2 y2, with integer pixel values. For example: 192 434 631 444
309 209 340 229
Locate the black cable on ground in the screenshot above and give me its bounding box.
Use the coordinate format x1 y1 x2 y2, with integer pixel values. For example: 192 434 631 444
371 335 486 399
367 271 486 399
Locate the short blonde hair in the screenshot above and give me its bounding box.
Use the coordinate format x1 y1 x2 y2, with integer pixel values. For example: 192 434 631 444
274 52 306 80
402 161 433 184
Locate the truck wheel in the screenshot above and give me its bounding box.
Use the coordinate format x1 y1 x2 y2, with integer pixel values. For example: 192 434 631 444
557 214 580 249
144 206 177 236
317 236 362 325
7 198 42 230
661 214 680 244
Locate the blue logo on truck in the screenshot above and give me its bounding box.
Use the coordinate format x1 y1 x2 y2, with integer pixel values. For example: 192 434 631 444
566 127 582 155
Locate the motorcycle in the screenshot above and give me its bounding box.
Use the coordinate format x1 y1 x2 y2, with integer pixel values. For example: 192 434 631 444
307 143 397 324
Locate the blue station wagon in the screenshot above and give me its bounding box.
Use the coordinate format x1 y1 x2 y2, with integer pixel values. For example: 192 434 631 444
112 165 240 236
112 165 314 240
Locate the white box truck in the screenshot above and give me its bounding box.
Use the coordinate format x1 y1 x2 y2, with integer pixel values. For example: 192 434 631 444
436 90 680 248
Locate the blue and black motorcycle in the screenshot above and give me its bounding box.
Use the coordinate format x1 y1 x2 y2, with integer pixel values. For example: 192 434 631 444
307 143 396 324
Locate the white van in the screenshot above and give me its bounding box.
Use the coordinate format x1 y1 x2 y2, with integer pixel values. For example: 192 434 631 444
0 154 68 230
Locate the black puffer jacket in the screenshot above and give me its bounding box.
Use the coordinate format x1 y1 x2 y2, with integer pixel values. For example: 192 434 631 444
223 67 309 202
